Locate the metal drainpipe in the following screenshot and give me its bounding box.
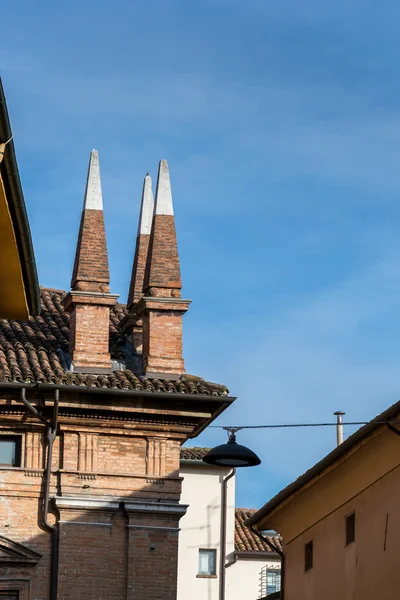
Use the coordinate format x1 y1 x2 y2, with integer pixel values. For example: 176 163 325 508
249 525 285 600
21 388 59 600
219 468 236 600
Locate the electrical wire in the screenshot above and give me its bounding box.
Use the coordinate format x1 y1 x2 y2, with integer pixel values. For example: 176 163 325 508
208 420 400 431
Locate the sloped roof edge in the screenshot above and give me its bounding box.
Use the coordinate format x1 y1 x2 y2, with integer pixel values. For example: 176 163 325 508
247 398 400 530
0 78 40 316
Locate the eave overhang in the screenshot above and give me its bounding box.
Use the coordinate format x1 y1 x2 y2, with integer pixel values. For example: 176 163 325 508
0 381 235 438
0 78 40 318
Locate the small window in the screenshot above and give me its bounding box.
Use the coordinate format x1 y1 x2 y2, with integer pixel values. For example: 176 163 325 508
304 540 313 571
198 549 217 576
346 512 355 545
0 436 22 467
266 569 281 595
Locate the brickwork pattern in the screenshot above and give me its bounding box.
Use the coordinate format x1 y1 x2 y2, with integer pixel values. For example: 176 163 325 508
68 302 113 370
71 210 110 292
0 408 189 600
144 215 182 295
127 234 151 309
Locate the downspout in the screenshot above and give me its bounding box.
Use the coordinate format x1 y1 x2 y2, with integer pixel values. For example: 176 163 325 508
219 468 235 600
21 388 59 600
249 525 285 600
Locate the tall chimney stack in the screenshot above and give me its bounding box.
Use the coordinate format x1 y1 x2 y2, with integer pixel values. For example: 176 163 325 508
135 160 190 378
63 150 118 372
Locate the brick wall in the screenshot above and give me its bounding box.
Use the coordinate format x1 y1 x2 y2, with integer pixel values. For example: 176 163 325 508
0 397 189 600
69 303 111 370
139 299 190 376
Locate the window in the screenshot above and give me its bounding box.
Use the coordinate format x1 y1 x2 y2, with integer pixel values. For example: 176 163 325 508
304 540 313 571
198 549 217 576
0 436 22 467
346 512 355 545
266 570 281 595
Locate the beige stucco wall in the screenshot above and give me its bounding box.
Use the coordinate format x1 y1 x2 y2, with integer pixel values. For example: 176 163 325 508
259 425 400 600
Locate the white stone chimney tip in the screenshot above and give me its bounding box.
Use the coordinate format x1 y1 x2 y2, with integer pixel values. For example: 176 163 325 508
138 173 154 236
83 149 103 211
155 159 174 216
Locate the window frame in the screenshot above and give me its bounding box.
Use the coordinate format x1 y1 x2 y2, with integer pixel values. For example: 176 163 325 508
345 512 355 546
0 435 22 467
197 548 217 578
304 540 313 572
0 579 30 600
266 568 281 595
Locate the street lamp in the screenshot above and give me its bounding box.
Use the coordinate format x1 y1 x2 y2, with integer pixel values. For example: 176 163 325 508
203 430 261 468
202 430 261 600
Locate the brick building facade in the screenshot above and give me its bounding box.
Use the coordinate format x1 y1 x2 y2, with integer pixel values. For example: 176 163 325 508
0 149 233 599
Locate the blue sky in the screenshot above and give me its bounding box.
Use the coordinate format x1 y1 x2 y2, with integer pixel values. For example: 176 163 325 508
2 0 400 509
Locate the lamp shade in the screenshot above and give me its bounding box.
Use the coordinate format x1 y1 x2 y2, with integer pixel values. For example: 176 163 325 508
202 435 261 468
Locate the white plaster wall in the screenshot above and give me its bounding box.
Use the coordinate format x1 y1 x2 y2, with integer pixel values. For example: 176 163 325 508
178 463 235 600
178 462 281 600
226 556 281 600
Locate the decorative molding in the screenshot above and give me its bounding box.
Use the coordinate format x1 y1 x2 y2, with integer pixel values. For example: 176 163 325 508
59 469 180 482
54 496 120 511
59 521 113 527
146 438 167 476
124 501 188 518
24 469 43 478
77 473 97 480
57 410 197 427
25 431 43 470
0 536 42 566
78 432 98 473
128 524 180 531
0 579 30 600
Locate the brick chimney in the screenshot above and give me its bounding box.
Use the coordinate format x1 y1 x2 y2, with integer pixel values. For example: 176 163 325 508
127 173 154 309
63 150 118 373
135 160 190 378
123 174 154 353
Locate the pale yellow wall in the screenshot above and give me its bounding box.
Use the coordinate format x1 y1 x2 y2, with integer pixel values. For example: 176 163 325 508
285 462 400 600
258 424 400 600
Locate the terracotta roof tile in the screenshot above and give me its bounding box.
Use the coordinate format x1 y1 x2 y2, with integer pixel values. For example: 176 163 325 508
235 509 282 553
180 447 211 460
0 288 229 396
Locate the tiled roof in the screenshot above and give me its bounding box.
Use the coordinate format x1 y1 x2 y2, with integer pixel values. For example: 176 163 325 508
180 447 211 460
235 509 282 553
0 288 229 396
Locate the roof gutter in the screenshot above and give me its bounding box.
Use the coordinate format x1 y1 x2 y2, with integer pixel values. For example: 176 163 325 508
231 550 281 560
0 78 40 316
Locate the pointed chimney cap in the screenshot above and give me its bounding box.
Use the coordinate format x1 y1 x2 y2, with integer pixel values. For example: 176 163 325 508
138 173 154 236
154 159 174 216
83 149 103 211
